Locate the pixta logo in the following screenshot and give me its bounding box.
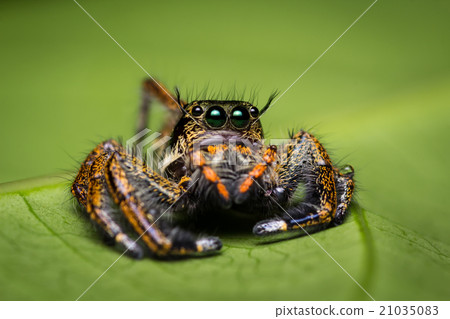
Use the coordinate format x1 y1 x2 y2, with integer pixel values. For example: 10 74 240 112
126 128 171 169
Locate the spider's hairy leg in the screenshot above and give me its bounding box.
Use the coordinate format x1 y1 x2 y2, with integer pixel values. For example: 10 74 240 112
137 78 186 136
254 131 343 235
334 165 355 225
106 151 222 257
72 140 114 206
72 140 144 258
235 145 277 204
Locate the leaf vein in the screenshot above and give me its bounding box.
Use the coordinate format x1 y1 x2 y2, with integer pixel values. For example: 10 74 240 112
19 193 90 263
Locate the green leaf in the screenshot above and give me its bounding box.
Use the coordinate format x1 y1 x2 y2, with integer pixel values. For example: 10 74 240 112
0 180 448 300
1 0 450 301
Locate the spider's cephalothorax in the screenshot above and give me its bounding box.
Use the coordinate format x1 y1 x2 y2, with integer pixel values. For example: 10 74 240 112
72 79 355 258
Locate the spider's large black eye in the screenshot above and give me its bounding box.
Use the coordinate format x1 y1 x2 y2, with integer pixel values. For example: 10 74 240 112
191 105 203 117
250 106 259 118
205 106 227 128
230 106 250 128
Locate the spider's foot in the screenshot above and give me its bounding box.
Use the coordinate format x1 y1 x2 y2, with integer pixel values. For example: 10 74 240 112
115 233 144 259
196 236 222 253
168 227 222 256
253 219 288 236
333 203 348 225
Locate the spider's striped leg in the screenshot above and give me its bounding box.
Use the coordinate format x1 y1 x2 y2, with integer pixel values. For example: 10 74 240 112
137 78 185 135
72 140 144 258
234 145 277 204
254 131 343 235
106 151 222 257
72 140 117 206
334 165 355 225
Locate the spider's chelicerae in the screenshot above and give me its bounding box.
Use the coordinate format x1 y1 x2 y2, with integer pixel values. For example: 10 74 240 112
72 79 355 258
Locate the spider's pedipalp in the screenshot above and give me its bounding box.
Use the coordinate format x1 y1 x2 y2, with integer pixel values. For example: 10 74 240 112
190 150 231 208
234 145 277 204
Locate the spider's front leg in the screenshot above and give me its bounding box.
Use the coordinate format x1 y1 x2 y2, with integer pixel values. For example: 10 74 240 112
107 150 222 257
253 131 354 236
73 140 221 258
72 140 144 258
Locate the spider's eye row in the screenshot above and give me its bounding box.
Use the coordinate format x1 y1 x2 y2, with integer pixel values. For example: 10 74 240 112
191 106 204 117
230 106 250 129
250 106 259 118
205 106 227 128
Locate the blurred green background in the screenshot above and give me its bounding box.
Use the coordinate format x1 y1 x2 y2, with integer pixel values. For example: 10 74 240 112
0 0 449 300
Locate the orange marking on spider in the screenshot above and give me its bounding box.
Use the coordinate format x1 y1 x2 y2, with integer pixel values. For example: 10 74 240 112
194 150 230 200
236 145 251 155
207 144 228 155
216 183 230 200
203 166 220 183
239 146 277 193
202 167 229 199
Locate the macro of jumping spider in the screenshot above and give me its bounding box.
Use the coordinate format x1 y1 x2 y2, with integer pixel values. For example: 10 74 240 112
71 79 355 259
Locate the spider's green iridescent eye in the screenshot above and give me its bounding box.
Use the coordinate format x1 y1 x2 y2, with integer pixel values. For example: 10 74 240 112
230 106 250 128
192 106 203 117
205 106 227 128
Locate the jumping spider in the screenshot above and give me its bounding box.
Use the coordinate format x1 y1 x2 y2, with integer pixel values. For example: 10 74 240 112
72 79 355 258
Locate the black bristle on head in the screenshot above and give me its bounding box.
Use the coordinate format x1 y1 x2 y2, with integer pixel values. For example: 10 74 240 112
181 84 260 105
259 91 279 116
174 87 187 114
